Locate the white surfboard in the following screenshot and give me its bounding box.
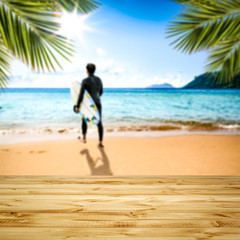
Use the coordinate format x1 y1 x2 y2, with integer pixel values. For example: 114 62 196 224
71 81 100 125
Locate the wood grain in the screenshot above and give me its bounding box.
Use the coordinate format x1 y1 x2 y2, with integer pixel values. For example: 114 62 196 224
0 176 239 239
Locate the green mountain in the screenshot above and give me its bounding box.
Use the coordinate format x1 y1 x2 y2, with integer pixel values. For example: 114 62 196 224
184 73 240 89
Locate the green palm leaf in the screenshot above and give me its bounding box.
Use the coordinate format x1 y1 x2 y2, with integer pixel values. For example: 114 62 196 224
167 0 240 81
0 39 11 88
0 1 72 72
57 0 100 13
0 0 100 89
207 37 240 82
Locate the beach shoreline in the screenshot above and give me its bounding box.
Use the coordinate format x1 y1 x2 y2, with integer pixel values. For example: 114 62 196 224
1 121 240 136
1 129 240 145
1 134 240 175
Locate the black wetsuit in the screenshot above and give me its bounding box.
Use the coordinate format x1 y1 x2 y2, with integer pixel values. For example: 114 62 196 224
77 75 103 141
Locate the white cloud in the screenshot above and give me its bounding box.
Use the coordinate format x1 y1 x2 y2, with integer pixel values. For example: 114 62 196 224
9 53 193 88
95 58 114 72
96 48 106 56
8 65 190 88
8 72 78 88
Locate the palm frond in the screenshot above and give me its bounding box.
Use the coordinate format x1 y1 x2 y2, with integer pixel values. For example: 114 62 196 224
0 39 12 89
2 0 100 15
167 1 240 52
167 0 240 81
0 0 74 72
57 0 101 13
0 0 100 88
207 37 240 82
173 0 217 6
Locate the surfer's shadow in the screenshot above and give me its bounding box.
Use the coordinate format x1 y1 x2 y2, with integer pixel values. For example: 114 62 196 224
80 148 113 176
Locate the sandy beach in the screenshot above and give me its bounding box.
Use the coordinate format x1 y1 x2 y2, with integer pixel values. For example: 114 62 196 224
0 134 239 175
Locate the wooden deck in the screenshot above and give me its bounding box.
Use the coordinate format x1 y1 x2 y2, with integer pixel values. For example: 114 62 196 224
0 176 240 239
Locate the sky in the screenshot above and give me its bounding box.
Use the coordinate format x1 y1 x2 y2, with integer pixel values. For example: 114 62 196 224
9 0 208 88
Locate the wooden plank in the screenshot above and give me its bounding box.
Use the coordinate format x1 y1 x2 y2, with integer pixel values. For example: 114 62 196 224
0 194 239 202
0 176 239 185
0 211 240 221
0 188 239 195
0 175 239 181
0 198 239 213
0 227 240 239
1 184 240 191
0 213 240 228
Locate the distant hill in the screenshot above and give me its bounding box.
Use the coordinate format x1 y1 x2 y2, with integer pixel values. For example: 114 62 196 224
184 73 240 89
147 83 174 89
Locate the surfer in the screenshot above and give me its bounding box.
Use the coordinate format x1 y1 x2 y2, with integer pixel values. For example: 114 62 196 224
75 63 104 148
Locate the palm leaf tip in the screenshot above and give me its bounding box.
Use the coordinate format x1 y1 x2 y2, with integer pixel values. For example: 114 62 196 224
0 45 11 89
58 0 101 14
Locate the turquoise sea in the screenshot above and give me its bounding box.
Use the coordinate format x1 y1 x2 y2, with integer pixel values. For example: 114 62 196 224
0 88 240 134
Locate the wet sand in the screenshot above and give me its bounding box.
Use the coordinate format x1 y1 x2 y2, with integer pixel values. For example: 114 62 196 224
0 135 240 175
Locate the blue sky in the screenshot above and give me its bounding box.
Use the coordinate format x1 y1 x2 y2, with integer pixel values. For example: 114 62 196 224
9 0 208 88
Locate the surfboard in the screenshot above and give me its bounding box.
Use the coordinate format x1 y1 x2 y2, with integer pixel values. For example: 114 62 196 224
71 81 100 125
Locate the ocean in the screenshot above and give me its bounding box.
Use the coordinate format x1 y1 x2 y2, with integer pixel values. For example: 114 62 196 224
0 88 240 134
